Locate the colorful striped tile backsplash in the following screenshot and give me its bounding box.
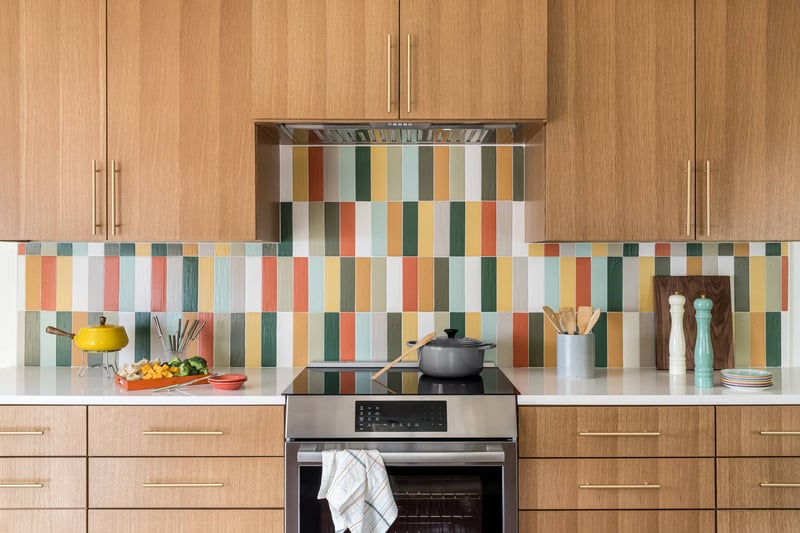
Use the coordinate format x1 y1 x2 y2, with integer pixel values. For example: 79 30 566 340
18 146 789 369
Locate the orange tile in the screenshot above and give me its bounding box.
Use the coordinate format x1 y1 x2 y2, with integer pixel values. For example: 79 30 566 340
182 243 198 257
387 202 403 256
513 313 528 367
749 312 766 367
655 243 671 256
433 146 449 200
103 256 119 312
417 257 434 312
293 313 308 367
403 257 418 311
293 258 308 312
151 257 167 312
544 243 560 256
496 146 513 200
607 312 623 367
576 257 592 308
339 312 355 362
686 257 703 275
355 258 371 312
481 202 496 256
340 202 355 256
262 257 277 312
734 243 750 256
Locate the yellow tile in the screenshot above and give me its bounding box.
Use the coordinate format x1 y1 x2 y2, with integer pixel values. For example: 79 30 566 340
749 312 766 367
197 257 214 312
324 257 340 312
496 146 513 200
638 257 655 312
749 256 766 312
465 312 482 340
292 146 308 201
245 313 262 368
371 146 387 201
182 243 198 257
417 202 434 257
686 257 703 275
56 256 72 311
402 371 418 393
135 243 151 256
25 256 41 311
592 244 608 257
559 257 576 309
734 243 750 256
607 312 623 367
433 146 449 201
214 243 230 257
402 313 419 361
293 313 309 368
782 242 788 256
528 243 544 257
496 257 513 312
465 202 482 256
544 323 556 367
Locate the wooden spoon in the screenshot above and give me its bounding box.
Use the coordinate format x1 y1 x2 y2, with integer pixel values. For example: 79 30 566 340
582 308 602 335
542 306 563 334
560 307 576 335
577 306 593 335
372 332 436 380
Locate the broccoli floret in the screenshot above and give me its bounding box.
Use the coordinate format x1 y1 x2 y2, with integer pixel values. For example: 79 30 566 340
177 361 193 377
167 355 182 367
187 357 208 371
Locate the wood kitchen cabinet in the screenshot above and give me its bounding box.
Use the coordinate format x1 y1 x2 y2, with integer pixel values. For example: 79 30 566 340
252 0 546 121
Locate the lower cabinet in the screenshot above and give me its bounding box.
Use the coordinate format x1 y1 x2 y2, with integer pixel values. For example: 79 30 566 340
717 510 800 533
0 510 86 533
89 510 284 533
520 510 715 533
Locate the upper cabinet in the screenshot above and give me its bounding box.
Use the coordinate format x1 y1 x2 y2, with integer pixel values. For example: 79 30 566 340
251 0 546 121
528 0 800 242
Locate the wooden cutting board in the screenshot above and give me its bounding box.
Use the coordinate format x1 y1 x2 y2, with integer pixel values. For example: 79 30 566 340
654 276 734 370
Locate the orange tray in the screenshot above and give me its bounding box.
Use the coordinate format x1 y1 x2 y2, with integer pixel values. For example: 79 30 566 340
114 373 210 391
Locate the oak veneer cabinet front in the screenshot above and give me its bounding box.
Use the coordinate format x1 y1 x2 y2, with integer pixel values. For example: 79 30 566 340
89 510 284 533
252 0 546 121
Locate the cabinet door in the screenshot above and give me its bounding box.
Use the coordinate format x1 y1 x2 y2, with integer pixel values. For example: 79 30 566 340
0 0 106 241
107 0 258 241
252 0 399 121
400 0 546 120
696 0 800 241
540 0 694 241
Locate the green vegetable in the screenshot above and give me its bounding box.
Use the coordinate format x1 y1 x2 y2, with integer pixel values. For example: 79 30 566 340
167 355 182 367
177 361 193 377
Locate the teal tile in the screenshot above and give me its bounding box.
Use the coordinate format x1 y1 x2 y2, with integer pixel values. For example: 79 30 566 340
623 243 639 257
387 312 403 358
278 202 293 257
654 257 670 276
308 257 324 312
418 147 434 201
355 313 371 361
104 243 119 256
152 244 167 257
529 312 544 367
340 257 355 312
687 243 703 256
339 147 356 201
24 312 40 366
246 243 262 257
134 312 151 362
355 146 371 201
213 257 230 313
449 312 465 338
401 146 419 201
402 202 418 256
718 243 734 256
448 258 465 312
72 243 88 256
766 243 782 256
481 257 497 312
512 146 524 201
230 313 245 367
55 312 72 366
480 313 497 363
575 243 592 257
766 312 781 366
593 313 608 367
449 202 465 256
371 202 387 256
57 243 72 256
118 243 134 256
167 243 182 256
544 257 560 309
119 256 135 312
434 257 449 311
324 202 339 256
591 257 608 309
182 257 198 312
387 147 403 201
734 257 750 311
607 257 623 312
481 146 496 200
261 313 277 367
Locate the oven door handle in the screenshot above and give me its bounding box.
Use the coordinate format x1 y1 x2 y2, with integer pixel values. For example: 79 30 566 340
296 446 507 465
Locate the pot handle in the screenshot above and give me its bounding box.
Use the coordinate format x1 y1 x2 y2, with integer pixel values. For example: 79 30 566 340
45 326 75 340
478 343 497 351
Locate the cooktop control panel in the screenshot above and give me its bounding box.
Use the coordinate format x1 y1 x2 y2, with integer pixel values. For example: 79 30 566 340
355 400 447 432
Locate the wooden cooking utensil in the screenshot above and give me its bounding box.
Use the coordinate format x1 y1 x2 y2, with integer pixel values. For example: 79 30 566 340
577 306 593 335
560 307 576 335
582 308 602 335
372 332 436 380
542 306 563 334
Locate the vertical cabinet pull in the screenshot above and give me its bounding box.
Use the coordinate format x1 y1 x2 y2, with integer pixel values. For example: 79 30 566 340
387 34 392 113
686 160 692 237
92 160 101 236
407 34 412 113
110 160 119 236
705 160 711 236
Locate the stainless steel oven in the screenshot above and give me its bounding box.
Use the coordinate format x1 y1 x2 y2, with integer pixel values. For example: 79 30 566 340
283 366 518 533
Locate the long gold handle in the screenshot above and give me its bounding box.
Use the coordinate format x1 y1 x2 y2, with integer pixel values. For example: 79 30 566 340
142 482 224 488
0 431 44 435
142 431 224 436
387 34 392 113
579 432 661 437
705 160 711 236
0 483 44 488
92 160 100 236
406 34 411 114
760 483 800 488
760 431 800 436
686 160 692 237
110 160 118 236
580 483 661 489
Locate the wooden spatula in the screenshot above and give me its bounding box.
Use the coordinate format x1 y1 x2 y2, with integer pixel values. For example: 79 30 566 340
577 306 593 335
560 307 576 335
583 308 602 335
542 306 563 334
372 332 436 380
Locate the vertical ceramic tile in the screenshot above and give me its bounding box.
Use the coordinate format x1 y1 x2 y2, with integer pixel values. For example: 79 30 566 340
370 313 387 361
527 257 544 312
70 312 87 365
481 146 496 200
465 202 481 256
305 313 323 362
55 256 72 311
496 257 512 312
512 146 524 201
87 257 105 312
387 202 403 256
261 257 277 313
495 202 512 257
306 202 324 257
355 313 371 361
544 257 560 309
465 257 481 312
213 257 230 313
593 313 608 367
386 313 402 358
686 257 703 275
324 203 340 256
244 256 262 312
274 312 292 368
733 312 751 368
355 202 372 257
402 202 418 256
151 256 166 312
371 257 386 312
606 257 623 312
401 146 418 201
370 146 387 201
481 202 496 256
433 146 449 201
531 313 547 367
54 311 71 366
433 203 450 257
337 147 356 201
433 258 449 312
510 257 527 312
323 147 340 201
749 256 766 312
292 312 308 366
402 257 418 311
118 256 135 312
339 202 355 257
465 312 481 342
749 312 766 367
782 255 789 311
278 146 293 202
449 146 465 201
496 146 513 201
622 312 640 368
559 257 576 309
291 257 308 313
419 147 434 201
464 146 481 201
370 202 387 257
339 312 355 361
606 312 623 367
638 313 656 367
669 256 687 276
277 257 293 312
386 147 403 201
292 146 308 201
495 313 513 367
103 256 119 312
417 257 434 312
23 312 40 366
481 257 497 312
575 257 591 308
386 257 402 313
324 257 340 313
291 202 309 257
355 258 371 312
782 311 790 367
765 312 781 367
260 312 276 367
38 257 55 311
308 147 324 202
448 257 465 312
765 256 782 312
449 202 465 256
229 257 246 313
245 312 262 367
638 257 654 312
512 313 528 367
512 202 527 257
622 257 638 312
417 202 434 257
734 257 750 311
340 257 355 312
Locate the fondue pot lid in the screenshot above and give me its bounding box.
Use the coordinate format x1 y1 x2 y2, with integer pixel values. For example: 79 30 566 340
429 329 485 348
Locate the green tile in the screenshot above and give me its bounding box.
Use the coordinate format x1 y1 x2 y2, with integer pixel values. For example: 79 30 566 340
686 243 703 256
230 313 245 367
402 202 418 256
152 243 168 257
324 372 340 394
654 257 671 276
529 312 544 367
104 243 120 256
25 243 41 256
606 257 623 312
324 313 340 361
481 257 497 312
622 243 639 257
24 312 40 366
593 313 608 367
261 312 277 367
481 146 496 200
340 257 355 312
167 243 182 256
55 312 72 366
449 202 465 256
607 243 623 256
278 202 293 257
134 312 151 363
718 243 734 256
766 312 781 367
387 312 403 358
512 146 524 201
765 256 782 312
116 243 133 256
449 312 465 338
766 243 782 256
262 243 278 256
418 147 434 201
324 202 339 256
434 258 450 311
734 257 750 312
182 257 198 312
57 243 72 256
355 146 371 201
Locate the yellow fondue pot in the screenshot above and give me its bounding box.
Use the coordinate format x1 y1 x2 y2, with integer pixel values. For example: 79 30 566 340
46 316 129 352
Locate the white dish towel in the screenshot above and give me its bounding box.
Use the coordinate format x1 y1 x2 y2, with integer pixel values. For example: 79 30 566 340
317 449 398 533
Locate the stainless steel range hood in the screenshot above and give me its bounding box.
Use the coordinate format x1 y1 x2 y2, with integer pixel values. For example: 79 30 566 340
272 122 541 145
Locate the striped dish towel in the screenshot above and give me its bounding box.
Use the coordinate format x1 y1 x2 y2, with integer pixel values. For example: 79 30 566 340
318 449 398 533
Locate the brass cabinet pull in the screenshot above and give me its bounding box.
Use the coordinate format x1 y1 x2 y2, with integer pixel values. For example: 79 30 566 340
142 482 223 488
0 431 44 436
0 482 44 488
579 431 661 437
406 34 411 113
760 431 800 436
760 483 800 488
141 430 224 436
686 160 692 236
705 160 711 236
387 34 392 113
92 160 101 236
580 483 661 489
110 160 119 236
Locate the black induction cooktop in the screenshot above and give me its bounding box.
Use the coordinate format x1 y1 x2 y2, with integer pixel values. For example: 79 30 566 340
282 366 518 396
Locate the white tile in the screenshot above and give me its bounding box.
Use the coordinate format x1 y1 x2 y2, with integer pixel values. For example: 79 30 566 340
512 257 529 313
464 146 482 201
496 312 514 367
87 257 104 312
718 256 735 277
670 256 687 276
702 256 718 275
622 312 640 368
88 243 105 257
433 203 450 257
417 312 435 338
229 257 246 313
117 312 137 365
245 257 263 312
527 257 545 311
639 243 655 256
355 202 372 257
16 255 25 311
750 242 765 256
371 313 388 361
385 257 403 313
134 256 151 312
292 202 309 257
276 312 294 368
165 256 183 313
71 256 89 312
496 201 513 257
511 201 527 257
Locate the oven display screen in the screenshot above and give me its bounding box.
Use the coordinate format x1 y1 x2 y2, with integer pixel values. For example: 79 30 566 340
355 401 447 432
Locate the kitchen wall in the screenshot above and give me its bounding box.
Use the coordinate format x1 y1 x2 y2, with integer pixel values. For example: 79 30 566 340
17 145 790 369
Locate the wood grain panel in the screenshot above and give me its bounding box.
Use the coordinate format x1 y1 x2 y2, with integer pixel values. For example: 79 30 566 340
88 405 284 457
400 0 546 120
543 0 694 241
653 276 734 370
717 406 800 457
518 406 715 458
697 0 800 241
0 406 86 456
717 458 800 509
0 458 86 509
0 510 85 533
520 510 715 533
718 510 800 533
89 509 283 533
89 457 283 508
519 458 715 510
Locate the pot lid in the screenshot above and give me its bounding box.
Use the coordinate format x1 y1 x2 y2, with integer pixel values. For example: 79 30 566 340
429 329 486 348
81 316 125 332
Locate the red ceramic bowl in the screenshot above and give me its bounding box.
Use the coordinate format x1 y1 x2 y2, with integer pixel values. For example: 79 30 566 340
208 374 247 390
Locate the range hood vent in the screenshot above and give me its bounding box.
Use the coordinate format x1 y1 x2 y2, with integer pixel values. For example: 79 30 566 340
274 122 525 145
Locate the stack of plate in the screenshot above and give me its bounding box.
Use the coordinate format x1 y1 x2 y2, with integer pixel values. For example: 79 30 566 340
720 369 773 390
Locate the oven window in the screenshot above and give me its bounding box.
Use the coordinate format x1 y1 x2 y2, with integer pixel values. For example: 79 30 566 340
299 466 503 532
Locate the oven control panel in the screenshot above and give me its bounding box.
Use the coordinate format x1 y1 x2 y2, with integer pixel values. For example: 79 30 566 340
356 401 447 432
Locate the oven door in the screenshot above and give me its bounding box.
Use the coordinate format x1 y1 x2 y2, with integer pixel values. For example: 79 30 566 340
285 440 517 533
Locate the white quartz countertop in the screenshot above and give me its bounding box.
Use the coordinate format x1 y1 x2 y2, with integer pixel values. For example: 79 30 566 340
505 367 800 405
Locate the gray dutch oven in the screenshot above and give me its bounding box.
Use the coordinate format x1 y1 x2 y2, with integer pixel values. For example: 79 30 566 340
408 329 497 378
